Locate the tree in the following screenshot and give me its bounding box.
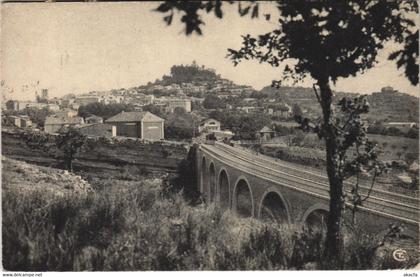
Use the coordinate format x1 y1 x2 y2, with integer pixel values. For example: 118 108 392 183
164 112 196 140
156 0 418 268
55 127 87 172
406 127 419 139
24 107 52 128
387 126 403 136
5 100 16 110
250 91 266 99
142 104 164 117
292 104 303 118
173 106 186 115
209 110 271 140
202 95 225 109
78 102 134 119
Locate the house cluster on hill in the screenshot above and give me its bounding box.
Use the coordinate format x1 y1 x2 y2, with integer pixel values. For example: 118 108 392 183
3 60 417 145
41 111 165 140
367 86 419 122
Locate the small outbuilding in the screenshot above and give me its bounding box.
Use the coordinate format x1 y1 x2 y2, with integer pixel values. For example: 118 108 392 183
5 115 32 128
257 126 275 141
44 116 84 134
198 119 221 134
85 115 104 124
105 111 164 140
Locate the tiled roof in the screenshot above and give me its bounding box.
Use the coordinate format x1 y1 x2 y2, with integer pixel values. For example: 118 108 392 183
200 118 220 125
105 111 164 123
259 126 274 133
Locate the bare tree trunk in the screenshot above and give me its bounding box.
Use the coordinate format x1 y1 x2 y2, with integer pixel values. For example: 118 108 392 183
318 79 344 269
68 153 73 172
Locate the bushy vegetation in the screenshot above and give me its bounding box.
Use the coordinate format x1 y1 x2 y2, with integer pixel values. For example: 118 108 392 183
209 110 271 140
203 95 226 110
3 153 419 270
3 107 53 128
162 63 218 85
367 123 419 139
78 102 135 120
258 144 326 169
3 157 417 271
4 179 407 271
164 110 199 140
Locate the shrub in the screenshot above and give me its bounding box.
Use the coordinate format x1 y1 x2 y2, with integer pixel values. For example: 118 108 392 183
4 174 418 270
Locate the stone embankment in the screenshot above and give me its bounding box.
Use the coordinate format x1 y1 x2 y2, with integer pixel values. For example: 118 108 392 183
1 129 190 174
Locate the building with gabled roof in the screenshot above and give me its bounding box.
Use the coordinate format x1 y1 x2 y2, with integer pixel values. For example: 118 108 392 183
5 115 32 128
85 115 103 124
257 126 275 141
105 111 164 140
198 118 221 134
44 116 84 134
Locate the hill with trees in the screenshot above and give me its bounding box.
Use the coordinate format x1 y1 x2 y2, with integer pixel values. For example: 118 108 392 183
159 61 219 85
260 85 419 123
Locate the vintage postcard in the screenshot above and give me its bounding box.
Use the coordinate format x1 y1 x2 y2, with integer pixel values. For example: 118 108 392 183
1 0 419 273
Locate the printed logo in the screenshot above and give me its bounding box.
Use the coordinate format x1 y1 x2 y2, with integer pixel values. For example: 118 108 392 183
392 249 408 262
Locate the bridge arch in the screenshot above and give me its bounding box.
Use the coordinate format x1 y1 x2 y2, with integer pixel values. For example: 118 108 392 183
200 157 207 194
217 167 230 209
301 203 329 233
209 162 216 202
232 176 254 217
258 188 291 224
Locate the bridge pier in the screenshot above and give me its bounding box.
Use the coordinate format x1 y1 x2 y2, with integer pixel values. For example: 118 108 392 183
196 142 419 241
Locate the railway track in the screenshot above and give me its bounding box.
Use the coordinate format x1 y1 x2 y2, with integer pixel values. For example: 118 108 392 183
214 142 418 206
200 142 419 225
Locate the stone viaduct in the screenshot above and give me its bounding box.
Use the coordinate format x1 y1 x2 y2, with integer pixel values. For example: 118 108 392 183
195 141 419 238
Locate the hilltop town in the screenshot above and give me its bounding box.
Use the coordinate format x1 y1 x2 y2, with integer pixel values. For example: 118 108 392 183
3 62 418 140
2 1 420 271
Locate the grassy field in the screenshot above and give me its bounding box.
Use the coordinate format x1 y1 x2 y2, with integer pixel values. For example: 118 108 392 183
368 134 419 162
2 157 417 270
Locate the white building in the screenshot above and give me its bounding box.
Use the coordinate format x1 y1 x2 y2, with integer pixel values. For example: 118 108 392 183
167 98 192 113
198 119 221 133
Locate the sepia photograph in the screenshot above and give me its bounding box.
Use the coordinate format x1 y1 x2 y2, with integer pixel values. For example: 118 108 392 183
1 0 419 273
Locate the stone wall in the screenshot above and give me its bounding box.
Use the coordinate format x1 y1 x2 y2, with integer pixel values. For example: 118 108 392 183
2 129 190 174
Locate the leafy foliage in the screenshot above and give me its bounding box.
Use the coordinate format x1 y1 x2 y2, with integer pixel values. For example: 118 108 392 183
389 30 419 85
155 1 259 35
209 110 271 140
291 104 303 118
202 95 226 109
165 63 218 84
3 158 416 271
156 0 418 267
3 107 52 128
156 1 418 86
78 102 135 120
164 112 198 140
55 128 87 172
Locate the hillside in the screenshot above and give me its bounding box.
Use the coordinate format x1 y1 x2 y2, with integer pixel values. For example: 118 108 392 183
3 155 417 270
367 88 419 122
159 62 219 85
131 62 256 98
260 85 418 122
2 156 93 195
2 129 189 175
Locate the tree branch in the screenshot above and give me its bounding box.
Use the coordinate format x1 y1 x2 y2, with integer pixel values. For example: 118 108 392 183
312 84 322 106
361 168 378 202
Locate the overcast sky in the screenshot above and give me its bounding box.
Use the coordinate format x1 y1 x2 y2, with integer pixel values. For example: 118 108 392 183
1 2 418 101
